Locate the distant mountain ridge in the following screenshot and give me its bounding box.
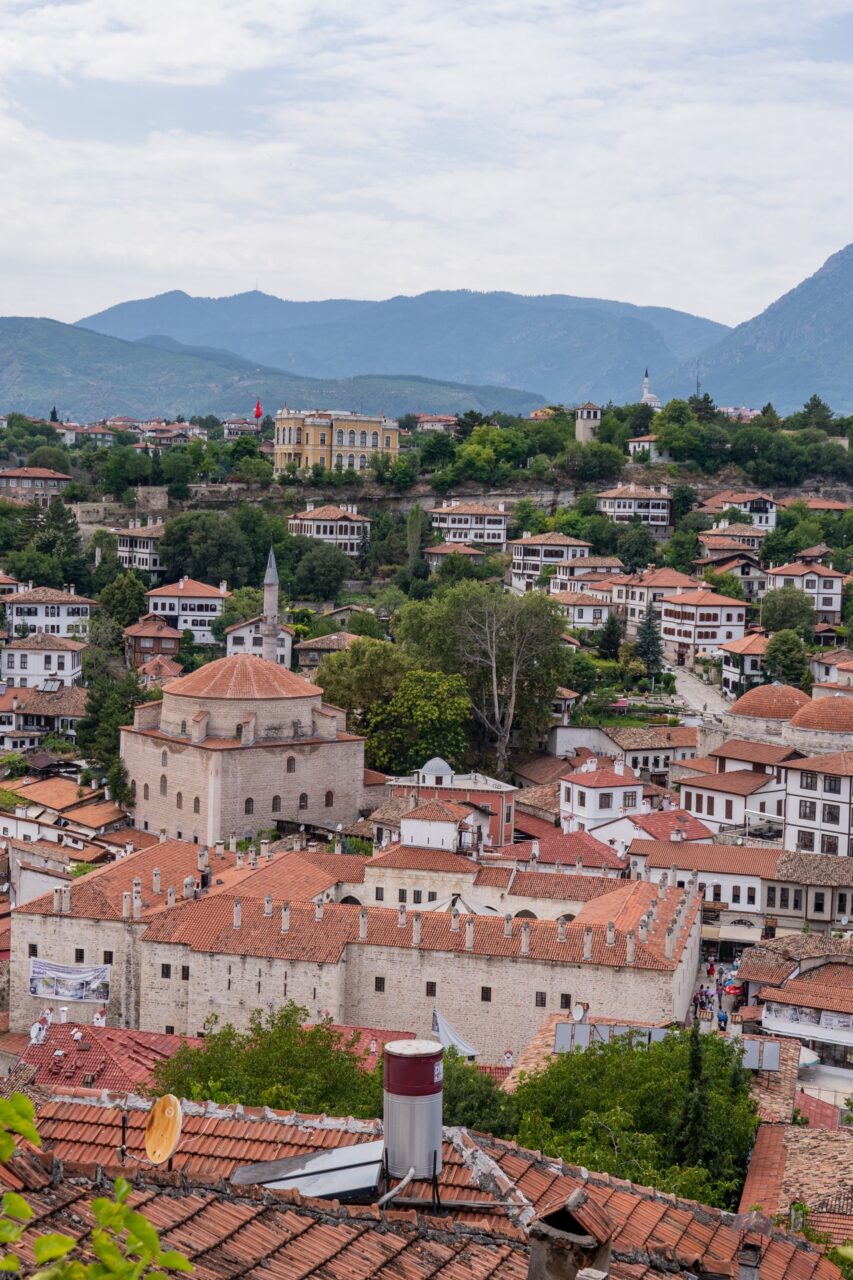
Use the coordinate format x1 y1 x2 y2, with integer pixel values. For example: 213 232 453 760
0 318 544 420
78 288 730 405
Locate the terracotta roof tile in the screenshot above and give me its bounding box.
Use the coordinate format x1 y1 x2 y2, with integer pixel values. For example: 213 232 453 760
710 739 800 766
682 770 776 796
496 830 626 869
729 684 810 720
20 1023 201 1091
6 633 86 652
163 654 323 699
292 504 370 522
147 578 231 598
790 697 853 733
294 631 359 652
368 845 477 874
630 840 782 879
9 586 96 606
629 810 713 841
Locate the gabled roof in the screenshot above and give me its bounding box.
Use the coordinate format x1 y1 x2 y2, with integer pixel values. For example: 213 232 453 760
222 614 295 636
5 633 86 652
550 591 611 607
123 613 183 639
681 770 777 795
662 588 746 607
429 501 508 516
9 587 96 606
709 738 800 766
720 633 769 656
294 631 358 652
784 750 853 776
146 578 230 598
0 467 71 479
509 532 591 547
630 839 782 878
291 504 370 522
20 1023 201 1091
629 810 713 841
426 542 484 556
562 764 639 787
767 561 844 578
368 845 478 874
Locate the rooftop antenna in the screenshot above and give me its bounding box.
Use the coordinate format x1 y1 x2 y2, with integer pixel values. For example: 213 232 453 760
695 359 702 399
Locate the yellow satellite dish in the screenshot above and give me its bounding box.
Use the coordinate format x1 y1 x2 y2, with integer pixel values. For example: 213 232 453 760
144 1095 182 1165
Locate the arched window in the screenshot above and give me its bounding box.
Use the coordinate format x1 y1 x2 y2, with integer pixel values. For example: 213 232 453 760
371 431 379 448
348 430 356 446
193 796 200 814
161 750 168 767
159 775 167 797
143 783 149 801
286 756 296 773
347 454 355 470
335 454 343 470
130 779 136 798
272 794 281 812
180 720 187 735
245 798 254 815
514 909 537 919
295 428 302 443
336 429 344 445
236 723 243 741
325 790 334 808
359 431 367 447
359 454 366 470
299 792 308 810
176 792 182 810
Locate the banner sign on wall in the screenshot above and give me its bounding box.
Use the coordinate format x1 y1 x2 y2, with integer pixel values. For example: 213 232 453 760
28 958 111 1003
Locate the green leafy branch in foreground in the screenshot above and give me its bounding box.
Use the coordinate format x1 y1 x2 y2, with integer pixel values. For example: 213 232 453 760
0 1093 191 1279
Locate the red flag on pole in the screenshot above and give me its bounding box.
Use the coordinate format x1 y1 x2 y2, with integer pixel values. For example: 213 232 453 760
254 399 263 420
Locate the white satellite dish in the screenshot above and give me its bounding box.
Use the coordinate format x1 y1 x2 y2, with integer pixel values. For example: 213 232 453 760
572 1003 586 1023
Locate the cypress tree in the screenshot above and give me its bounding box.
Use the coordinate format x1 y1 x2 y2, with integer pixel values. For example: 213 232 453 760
635 602 664 675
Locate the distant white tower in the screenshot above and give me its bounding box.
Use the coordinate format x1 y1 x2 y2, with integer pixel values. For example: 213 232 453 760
575 402 602 444
261 547 279 664
641 368 662 412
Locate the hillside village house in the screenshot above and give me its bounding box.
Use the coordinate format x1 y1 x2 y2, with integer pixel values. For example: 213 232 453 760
0 570 21 596
765 562 844 624
145 577 230 645
293 631 357 671
548 555 625 590
428 499 509 548
0 467 71 506
720 631 770 698
0 684 88 749
116 519 166 583
550 591 611 631
273 409 399 473
679 769 785 834
560 759 645 835
387 757 516 847
596 483 672 527
626 434 671 463
2 633 85 688
508 532 591 594
414 413 458 433
811 648 853 687
658 587 747 663
121 653 366 844
123 613 183 668
700 521 767 553
8 586 96 639
781 752 853 857
424 543 485 572
225 617 294 667
608 568 696 638
700 490 778 529
287 503 370 557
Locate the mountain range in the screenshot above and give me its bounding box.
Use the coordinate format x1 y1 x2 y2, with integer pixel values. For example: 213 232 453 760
2 247 852 420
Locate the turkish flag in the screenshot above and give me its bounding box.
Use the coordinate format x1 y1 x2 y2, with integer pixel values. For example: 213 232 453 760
254 399 263 420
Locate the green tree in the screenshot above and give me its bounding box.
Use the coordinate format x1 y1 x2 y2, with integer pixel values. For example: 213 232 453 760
98 571 148 629
671 484 698 523
316 639 414 732
158 511 254 587
635 603 664 676
76 667 152 769
560 648 599 696
152 1004 383 1116
616 523 658 573
405 503 429 568
49 405 59 421
761 586 816 638
397 583 566 775
100 446 152 498
764 629 813 689
235 456 274 486
292 543 352 601
210 585 265 643
665 529 700 574
597 611 623 660
27 444 71 472
346 610 385 639
366 670 471 772
702 569 745 600
161 447 195 499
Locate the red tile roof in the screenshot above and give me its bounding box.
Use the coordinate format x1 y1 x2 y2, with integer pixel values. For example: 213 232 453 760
19 1023 201 1091
795 1090 841 1130
629 810 713 841
720 633 769 656
294 631 359 652
562 765 639 787
429 501 508 516
368 845 478 874
163 654 323 699
6 633 85 652
710 739 800 766
510 532 591 547
123 613 183 639
497 830 626 869
630 840 782 878
0 467 71 479
730 683 810 720
767 561 844 579
682 769 777 795
146 578 230 598
9 586 96 606
663 587 746 607
425 542 485 556
790 696 853 733
292 504 370 522
507 871 621 902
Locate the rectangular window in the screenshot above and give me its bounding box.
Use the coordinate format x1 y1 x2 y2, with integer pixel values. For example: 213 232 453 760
28 943 37 958
598 792 613 810
766 887 776 908
535 991 547 1008
398 889 407 903
695 793 703 813
375 887 384 901
75 948 84 963
815 892 826 913
797 829 815 851
825 775 842 794
428 891 437 902
731 885 741 903
747 887 756 905
840 893 848 915
799 800 817 820
161 964 171 978
426 981 436 997
822 834 839 855
560 993 572 1009
725 799 733 820
576 789 586 807
801 771 818 790
412 889 422 904
780 888 790 909
706 796 715 816
103 950 113 964
481 986 492 1003
374 976 385 993
712 884 722 902
181 965 190 981
823 804 841 825
794 889 803 910
623 791 637 808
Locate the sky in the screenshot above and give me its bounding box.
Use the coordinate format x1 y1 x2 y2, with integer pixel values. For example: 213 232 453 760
1 0 853 325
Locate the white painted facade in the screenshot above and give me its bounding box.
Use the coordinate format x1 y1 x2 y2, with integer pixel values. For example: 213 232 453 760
782 759 853 857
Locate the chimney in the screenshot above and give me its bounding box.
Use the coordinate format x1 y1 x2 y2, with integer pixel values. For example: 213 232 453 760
219 580 228 595
614 758 624 777
233 899 242 929
504 913 513 937
248 847 257 869
197 847 208 871
52 886 62 913
68 584 75 596
658 872 668 899
531 838 540 861
167 887 176 908
260 839 271 861
159 828 167 843
575 858 583 875
125 841 133 856
625 929 635 966
383 1040 443 1179
215 840 225 859
315 900 324 921
59 1007 67 1024
236 851 244 870
670 863 679 887
411 911 422 946
179 576 185 588
359 908 368 941
152 867 161 894
264 893 273 917
521 921 531 955
229 833 237 852
465 917 474 950
398 904 407 928
557 918 567 943
606 920 615 947
183 875 195 899
132 893 142 920
665 926 674 959
450 909 460 932
583 926 592 961
122 890 132 918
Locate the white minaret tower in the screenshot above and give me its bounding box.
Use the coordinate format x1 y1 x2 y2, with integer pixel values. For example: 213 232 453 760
642 368 650 399
261 547 279 664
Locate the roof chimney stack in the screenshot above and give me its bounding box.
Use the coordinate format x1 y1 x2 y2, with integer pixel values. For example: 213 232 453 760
281 902 290 933
122 890 131 918
625 929 635 966
236 851 244 869
638 915 648 945
52 886 62 913
167 886 175 908
658 872 668 899
606 920 615 947
359 908 368 941
521 921 531 955
398 904 407 928
557 918 567 943
197 847 208 872
264 893 273 917
152 868 161 894
261 839 271 861
465 916 474 950
583 926 593 961
215 840 225 859
412 912 422 946
665 926 674 959
229 833 237 852
504 913 512 937
450 908 460 933
233 899 242 929
183 875 195 899
159 828 166 843
314 900 324 921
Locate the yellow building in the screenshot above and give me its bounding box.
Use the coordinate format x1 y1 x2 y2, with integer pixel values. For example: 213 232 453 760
273 409 399 475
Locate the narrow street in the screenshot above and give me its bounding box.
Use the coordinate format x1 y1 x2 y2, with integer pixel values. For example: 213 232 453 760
673 667 729 719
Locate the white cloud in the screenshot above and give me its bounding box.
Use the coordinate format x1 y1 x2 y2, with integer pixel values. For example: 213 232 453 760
0 0 852 321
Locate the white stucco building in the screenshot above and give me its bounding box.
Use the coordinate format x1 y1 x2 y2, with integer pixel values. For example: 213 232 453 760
7 587 96 639
145 578 230 645
508 532 590 594
596 484 672 527
428 500 509 548
2 633 86 688
764 562 844 625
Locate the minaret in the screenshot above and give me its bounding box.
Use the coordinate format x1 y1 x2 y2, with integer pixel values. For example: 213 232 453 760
261 547 279 664
642 368 650 399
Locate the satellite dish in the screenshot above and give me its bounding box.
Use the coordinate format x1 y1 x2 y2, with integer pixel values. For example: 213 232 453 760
572 1003 586 1023
144 1095 182 1165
